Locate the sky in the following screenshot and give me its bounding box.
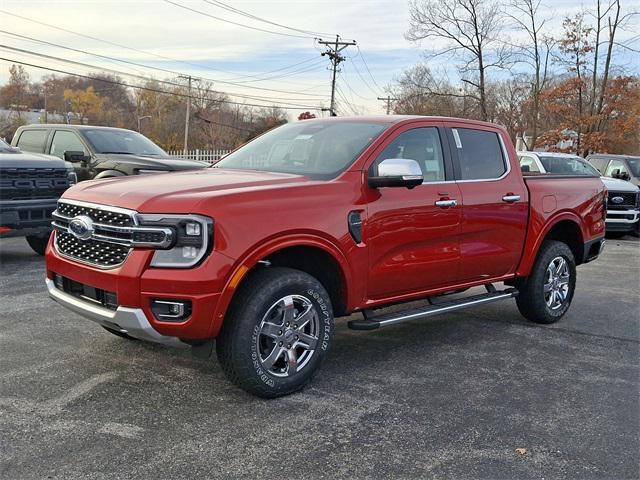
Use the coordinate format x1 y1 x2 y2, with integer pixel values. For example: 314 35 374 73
0 0 638 117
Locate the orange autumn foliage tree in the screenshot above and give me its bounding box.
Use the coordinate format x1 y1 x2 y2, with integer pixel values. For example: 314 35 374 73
537 76 639 155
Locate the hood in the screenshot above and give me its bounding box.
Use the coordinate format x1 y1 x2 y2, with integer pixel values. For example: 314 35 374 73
600 176 639 192
96 153 207 171
0 151 67 169
63 168 313 212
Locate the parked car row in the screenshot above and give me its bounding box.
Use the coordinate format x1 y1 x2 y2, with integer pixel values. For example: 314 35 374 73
1 125 208 254
518 151 640 237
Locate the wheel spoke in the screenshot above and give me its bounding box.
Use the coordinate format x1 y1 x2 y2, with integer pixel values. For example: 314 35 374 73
262 345 284 370
296 332 318 350
543 282 553 293
294 306 315 330
286 348 298 373
260 322 282 339
556 257 567 275
280 296 295 325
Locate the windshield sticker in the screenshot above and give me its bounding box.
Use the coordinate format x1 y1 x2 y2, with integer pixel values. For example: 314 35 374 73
452 129 462 149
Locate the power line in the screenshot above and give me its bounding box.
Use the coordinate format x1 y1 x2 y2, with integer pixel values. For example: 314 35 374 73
0 9 327 96
377 96 398 115
356 46 383 91
164 0 315 39
0 56 324 111
201 0 335 38
0 44 322 108
0 32 325 101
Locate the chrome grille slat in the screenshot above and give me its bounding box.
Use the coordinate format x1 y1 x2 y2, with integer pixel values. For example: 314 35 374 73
56 201 134 226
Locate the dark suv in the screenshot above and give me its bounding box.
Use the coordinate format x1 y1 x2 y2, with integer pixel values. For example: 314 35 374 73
12 125 207 180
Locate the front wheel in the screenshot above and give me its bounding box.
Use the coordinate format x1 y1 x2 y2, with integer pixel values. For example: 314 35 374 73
216 267 334 398
516 240 576 324
25 234 49 255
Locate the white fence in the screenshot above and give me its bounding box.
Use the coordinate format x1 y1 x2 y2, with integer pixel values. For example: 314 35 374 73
167 149 231 164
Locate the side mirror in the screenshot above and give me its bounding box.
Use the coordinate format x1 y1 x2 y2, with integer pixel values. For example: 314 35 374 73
64 151 90 163
368 158 423 189
521 164 531 173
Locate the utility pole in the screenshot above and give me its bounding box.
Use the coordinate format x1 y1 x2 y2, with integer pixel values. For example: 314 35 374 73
377 95 398 115
179 75 192 154
318 35 356 116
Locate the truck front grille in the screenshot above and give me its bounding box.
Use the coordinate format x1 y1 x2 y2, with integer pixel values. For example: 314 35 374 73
55 231 131 267
607 191 637 210
0 168 70 201
56 201 134 226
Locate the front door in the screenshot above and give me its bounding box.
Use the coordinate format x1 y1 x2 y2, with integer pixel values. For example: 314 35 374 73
366 124 463 300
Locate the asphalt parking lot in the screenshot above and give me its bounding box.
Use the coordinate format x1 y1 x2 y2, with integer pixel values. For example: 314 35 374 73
0 235 638 479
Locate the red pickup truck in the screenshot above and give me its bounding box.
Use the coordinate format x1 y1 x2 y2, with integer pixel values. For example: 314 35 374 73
45 116 606 397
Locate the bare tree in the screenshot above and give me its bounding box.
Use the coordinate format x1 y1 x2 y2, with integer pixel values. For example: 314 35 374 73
508 0 554 149
406 0 511 120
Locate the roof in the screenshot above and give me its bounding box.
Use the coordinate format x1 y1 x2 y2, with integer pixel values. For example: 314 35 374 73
520 151 584 159
303 115 504 128
587 153 640 160
20 124 133 132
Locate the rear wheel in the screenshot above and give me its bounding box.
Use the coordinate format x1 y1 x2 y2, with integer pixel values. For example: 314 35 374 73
25 234 49 255
516 240 576 324
216 267 333 398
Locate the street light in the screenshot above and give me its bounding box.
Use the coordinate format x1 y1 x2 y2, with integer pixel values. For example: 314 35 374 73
137 115 151 132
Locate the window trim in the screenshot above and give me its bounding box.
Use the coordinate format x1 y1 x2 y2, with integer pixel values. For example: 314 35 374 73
367 125 454 184
49 129 90 159
15 128 50 154
446 127 511 183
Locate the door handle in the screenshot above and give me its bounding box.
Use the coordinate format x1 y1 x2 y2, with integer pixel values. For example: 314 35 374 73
435 199 457 208
502 194 521 203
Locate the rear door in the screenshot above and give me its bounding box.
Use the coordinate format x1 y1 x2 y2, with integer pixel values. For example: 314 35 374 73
366 122 463 300
446 123 528 281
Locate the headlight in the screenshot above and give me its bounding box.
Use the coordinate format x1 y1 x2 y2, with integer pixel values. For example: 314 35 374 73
136 214 212 268
138 169 170 175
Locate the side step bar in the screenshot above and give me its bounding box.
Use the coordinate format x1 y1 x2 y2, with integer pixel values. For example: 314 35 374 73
348 287 518 330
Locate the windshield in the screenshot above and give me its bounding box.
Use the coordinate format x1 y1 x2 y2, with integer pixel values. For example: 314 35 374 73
626 158 640 176
83 129 167 156
538 156 600 176
215 121 387 179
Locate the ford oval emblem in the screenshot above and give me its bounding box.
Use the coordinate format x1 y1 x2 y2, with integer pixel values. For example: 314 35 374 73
611 196 624 204
68 215 94 241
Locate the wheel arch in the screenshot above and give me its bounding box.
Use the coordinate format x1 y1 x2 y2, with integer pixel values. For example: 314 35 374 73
210 235 352 337
94 169 126 179
517 212 585 277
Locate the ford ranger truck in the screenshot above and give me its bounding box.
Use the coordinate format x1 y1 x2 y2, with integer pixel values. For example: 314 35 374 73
1 138 75 254
45 116 606 398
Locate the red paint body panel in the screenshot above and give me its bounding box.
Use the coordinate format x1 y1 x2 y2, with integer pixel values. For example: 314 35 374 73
45 116 606 341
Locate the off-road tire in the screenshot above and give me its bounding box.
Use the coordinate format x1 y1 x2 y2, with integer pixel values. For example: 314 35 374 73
216 267 334 398
516 240 576 324
25 234 49 255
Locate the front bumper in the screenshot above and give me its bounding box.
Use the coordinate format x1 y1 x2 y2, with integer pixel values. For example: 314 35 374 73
606 208 639 233
46 231 233 341
0 199 57 237
47 278 186 346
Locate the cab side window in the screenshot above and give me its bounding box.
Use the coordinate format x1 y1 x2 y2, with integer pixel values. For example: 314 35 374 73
373 127 445 182
604 160 628 177
518 155 540 173
588 156 607 173
452 128 506 180
50 131 87 159
15 129 48 153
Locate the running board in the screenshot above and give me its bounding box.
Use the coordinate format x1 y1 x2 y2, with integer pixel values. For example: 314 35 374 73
348 288 518 330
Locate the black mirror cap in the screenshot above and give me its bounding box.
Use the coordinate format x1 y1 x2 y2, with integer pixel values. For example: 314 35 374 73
368 175 423 189
64 151 90 163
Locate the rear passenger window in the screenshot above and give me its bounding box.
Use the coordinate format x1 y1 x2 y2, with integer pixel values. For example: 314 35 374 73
373 127 445 182
452 128 506 180
16 129 48 153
